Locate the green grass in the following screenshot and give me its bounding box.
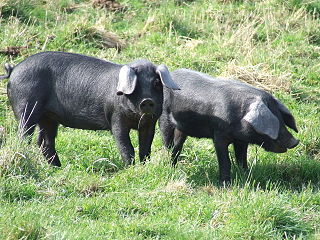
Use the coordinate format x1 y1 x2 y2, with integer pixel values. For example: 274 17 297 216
0 0 320 239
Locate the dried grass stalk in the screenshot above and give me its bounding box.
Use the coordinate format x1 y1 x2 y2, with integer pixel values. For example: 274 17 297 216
178 37 204 50
0 88 6 95
0 126 4 145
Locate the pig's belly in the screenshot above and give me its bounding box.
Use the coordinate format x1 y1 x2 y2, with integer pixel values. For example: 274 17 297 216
44 110 110 130
170 112 214 138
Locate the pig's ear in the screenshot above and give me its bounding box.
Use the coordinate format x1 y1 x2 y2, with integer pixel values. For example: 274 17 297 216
156 65 180 90
243 100 279 140
117 65 137 95
275 99 298 133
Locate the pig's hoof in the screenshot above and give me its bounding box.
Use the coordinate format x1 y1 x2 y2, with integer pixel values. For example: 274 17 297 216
219 179 231 188
48 157 61 167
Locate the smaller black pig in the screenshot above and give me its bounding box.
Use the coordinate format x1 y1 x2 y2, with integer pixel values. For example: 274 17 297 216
159 69 299 184
0 51 180 166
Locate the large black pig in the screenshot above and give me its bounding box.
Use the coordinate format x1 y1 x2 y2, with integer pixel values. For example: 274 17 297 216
0 51 180 166
159 69 299 184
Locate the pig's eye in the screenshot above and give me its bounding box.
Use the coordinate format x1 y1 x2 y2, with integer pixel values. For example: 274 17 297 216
154 78 162 90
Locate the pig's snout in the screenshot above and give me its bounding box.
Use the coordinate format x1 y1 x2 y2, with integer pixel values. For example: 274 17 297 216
139 98 155 114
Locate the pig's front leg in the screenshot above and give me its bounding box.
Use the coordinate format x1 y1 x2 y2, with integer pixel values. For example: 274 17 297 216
233 140 249 170
213 132 232 185
111 116 135 165
138 121 156 163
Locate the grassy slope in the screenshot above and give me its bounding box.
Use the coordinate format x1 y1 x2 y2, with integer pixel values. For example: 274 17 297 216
0 0 320 239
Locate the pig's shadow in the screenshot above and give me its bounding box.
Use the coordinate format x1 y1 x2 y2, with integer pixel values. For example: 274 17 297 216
184 157 320 191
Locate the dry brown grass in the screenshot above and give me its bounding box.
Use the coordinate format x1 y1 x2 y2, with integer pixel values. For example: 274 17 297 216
163 179 191 193
178 37 204 50
91 26 126 50
220 62 292 93
74 25 126 51
136 15 156 38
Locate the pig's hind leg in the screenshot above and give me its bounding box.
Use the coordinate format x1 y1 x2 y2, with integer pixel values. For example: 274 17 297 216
158 114 175 149
171 129 187 166
159 114 187 165
13 100 44 142
37 116 61 167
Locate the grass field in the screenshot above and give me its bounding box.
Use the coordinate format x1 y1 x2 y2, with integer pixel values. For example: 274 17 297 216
0 0 320 239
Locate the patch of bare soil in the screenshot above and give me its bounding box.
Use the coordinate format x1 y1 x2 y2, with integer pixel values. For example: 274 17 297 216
0 46 28 57
92 0 125 11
